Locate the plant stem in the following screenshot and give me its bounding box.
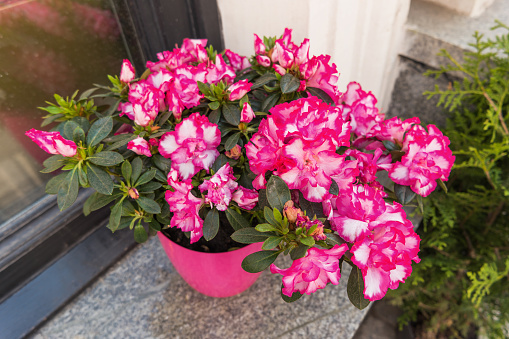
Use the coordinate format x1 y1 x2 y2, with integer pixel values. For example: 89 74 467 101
483 92 509 135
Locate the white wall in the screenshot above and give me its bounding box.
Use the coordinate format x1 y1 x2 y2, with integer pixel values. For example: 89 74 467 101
217 0 411 111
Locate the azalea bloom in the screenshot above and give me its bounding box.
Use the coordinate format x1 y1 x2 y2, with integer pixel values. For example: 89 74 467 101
25 129 77 157
224 49 250 72
199 163 238 211
165 169 205 243
158 113 221 179
127 137 152 157
389 124 455 197
225 144 242 160
232 186 258 210
120 59 135 83
240 102 255 123
165 73 203 120
228 79 252 101
126 81 162 126
270 244 349 297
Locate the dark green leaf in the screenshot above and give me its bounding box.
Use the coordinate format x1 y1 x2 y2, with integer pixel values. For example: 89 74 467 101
222 103 241 126
394 183 416 204
212 154 229 172
135 168 156 186
79 87 98 100
72 117 91 133
329 179 339 196
261 93 280 113
121 200 135 216
241 250 279 273
382 140 398 151
325 233 345 247
154 168 166 182
203 208 220 241
57 169 79 211
280 74 300 94
438 178 448 194
41 113 64 127
417 195 424 214
121 160 132 184
262 236 282 250
134 224 148 243
266 176 291 211
73 126 86 144
231 227 272 243
225 208 251 231
87 163 114 195
281 287 303 303
257 189 269 210
306 87 334 105
137 182 162 193
264 206 278 226
137 196 161 214
63 121 79 140
197 81 212 96
298 192 325 218
251 73 277 89
149 219 162 232
208 101 220 110
107 200 123 232
87 117 113 147
290 244 310 260
88 151 124 166
225 132 240 151
105 134 136 151
152 154 171 173
103 99 121 116
131 157 143 183
208 109 221 124
45 173 67 194
347 265 371 310
41 155 67 173
78 166 88 186
84 192 119 216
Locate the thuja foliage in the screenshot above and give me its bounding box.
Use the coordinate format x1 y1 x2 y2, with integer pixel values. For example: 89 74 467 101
389 21 509 338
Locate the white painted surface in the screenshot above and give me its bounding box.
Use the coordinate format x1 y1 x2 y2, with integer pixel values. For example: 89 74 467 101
217 0 410 112
420 0 495 17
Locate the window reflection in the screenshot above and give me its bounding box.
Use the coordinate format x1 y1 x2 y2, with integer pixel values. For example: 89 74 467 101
0 0 126 223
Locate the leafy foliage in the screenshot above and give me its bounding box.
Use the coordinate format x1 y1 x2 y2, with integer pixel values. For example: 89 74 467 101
389 21 509 338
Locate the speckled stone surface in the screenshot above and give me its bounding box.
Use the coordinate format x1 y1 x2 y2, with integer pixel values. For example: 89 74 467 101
31 237 369 339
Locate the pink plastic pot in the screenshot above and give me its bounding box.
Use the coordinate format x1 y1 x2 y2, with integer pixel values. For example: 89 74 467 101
157 232 263 298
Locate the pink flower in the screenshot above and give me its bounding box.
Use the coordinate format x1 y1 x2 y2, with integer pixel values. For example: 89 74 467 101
158 113 221 179
25 129 77 157
253 33 266 55
225 144 242 160
270 244 349 297
256 55 271 68
127 81 162 126
224 49 250 72
374 116 421 146
389 124 455 197
199 163 238 211
344 148 391 189
300 55 340 103
240 102 255 123
114 123 134 135
232 186 258 210
228 79 252 101
165 73 203 120
206 55 236 85
165 169 205 243
296 215 327 241
120 59 135 83
350 203 420 301
127 137 152 157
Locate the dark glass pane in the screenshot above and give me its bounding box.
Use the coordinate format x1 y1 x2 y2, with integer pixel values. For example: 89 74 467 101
0 0 126 223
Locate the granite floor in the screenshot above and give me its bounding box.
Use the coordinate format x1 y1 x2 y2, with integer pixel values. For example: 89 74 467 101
30 236 370 339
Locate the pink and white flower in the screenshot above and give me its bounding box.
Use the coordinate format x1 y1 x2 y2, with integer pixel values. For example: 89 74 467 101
270 244 349 297
224 49 250 72
127 81 163 126
199 163 238 211
127 137 152 157
25 129 77 157
232 186 258 210
120 59 135 83
165 169 205 243
158 113 221 179
228 79 252 101
240 102 255 123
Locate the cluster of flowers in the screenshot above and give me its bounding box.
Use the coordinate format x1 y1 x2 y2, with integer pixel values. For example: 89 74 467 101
26 28 454 303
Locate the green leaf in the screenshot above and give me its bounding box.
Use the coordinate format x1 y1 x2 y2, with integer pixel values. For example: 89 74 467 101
77 166 88 186
212 154 229 173
88 151 124 166
203 208 220 241
72 117 91 133
300 236 315 247
151 154 171 173
87 163 114 195
261 93 280 113
79 87 98 101
208 109 221 124
121 160 132 184
137 196 161 214
438 178 448 194
264 206 278 226
273 208 283 223
149 219 162 232
257 189 269 210
325 233 344 247
251 73 277 89
41 113 64 127
41 154 66 173
255 223 278 233
208 101 220 110
347 265 371 310
382 140 398 151
105 134 136 151
262 236 282 250
84 192 119 216
266 176 291 211
231 227 272 243
225 207 251 231
241 250 279 273
329 179 339 196
298 192 325 218
280 74 300 94
73 126 86 144
225 132 240 151
87 117 113 147
57 169 79 211
417 195 424 214
63 121 79 140
281 287 303 303
107 200 123 232
131 157 143 183
290 244 310 260
306 87 334 105
222 103 241 126
137 182 162 193
135 168 156 186
45 173 67 194
394 183 416 204
134 224 148 243
197 81 212 96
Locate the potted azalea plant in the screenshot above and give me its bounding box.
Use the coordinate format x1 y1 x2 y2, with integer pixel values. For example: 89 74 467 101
26 29 454 308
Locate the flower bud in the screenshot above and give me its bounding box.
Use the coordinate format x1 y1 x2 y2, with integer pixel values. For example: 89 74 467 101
225 144 242 160
283 200 302 224
128 187 140 200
